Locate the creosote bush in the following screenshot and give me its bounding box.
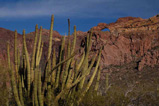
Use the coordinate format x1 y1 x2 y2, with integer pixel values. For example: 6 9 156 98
7 15 102 106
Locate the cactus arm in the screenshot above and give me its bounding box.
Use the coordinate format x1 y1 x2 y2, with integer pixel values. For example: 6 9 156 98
34 67 39 106
46 59 51 106
42 52 76 94
14 30 18 79
78 33 92 89
10 64 22 106
71 25 76 55
7 42 11 69
36 26 42 66
23 29 31 96
76 52 85 74
95 66 101 91
31 24 38 82
17 48 21 71
37 42 43 65
38 69 43 106
76 53 97 90
51 48 56 85
48 52 76 77
8 43 21 106
47 15 54 60
65 69 74 88
62 39 71 89
18 76 24 106
55 36 65 88
86 49 102 91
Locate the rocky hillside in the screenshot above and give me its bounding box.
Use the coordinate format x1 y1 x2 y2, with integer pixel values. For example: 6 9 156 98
1 15 159 71
90 15 159 71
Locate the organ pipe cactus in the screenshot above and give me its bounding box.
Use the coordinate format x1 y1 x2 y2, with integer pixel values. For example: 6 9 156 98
95 66 101 91
14 30 18 80
105 73 110 93
7 15 102 106
30 24 38 82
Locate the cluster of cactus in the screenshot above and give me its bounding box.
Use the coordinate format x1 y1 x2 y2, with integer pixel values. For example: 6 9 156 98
7 15 102 106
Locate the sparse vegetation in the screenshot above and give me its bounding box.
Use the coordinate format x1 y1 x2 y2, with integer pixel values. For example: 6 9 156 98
0 61 11 106
7 15 102 106
0 15 159 106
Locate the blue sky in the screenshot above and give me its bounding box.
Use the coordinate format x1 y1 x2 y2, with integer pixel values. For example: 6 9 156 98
0 0 158 35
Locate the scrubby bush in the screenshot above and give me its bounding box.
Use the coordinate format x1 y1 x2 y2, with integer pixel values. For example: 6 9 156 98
0 61 10 106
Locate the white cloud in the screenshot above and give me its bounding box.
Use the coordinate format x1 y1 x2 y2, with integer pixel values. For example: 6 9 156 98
0 0 158 18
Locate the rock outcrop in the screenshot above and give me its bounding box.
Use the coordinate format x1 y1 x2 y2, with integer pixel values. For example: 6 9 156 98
0 28 23 62
90 15 159 70
91 23 108 31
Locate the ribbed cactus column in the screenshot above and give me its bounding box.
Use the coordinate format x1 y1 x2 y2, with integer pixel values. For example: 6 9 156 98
36 26 42 66
14 30 18 80
38 69 43 106
71 25 76 54
34 67 39 106
46 59 52 106
31 24 38 82
51 48 56 85
18 75 24 106
55 36 65 88
7 41 22 106
22 29 31 96
95 66 101 91
78 33 92 90
7 42 11 69
47 15 54 61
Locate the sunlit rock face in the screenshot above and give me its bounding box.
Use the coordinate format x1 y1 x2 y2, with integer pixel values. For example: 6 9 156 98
89 15 159 70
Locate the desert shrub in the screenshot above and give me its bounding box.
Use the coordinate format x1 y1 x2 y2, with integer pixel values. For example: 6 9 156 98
0 61 10 106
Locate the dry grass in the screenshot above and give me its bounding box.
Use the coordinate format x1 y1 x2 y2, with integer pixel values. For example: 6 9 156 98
0 61 14 106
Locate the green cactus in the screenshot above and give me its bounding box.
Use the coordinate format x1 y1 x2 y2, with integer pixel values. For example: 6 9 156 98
78 34 92 90
31 24 38 82
37 42 43 66
7 42 21 106
11 64 22 106
36 26 42 67
47 15 54 61
17 48 21 71
23 29 31 96
55 36 65 88
34 67 39 106
18 75 24 106
7 42 11 69
38 69 43 106
77 47 102 104
105 73 110 93
95 66 101 91
71 26 76 54
14 30 18 80
7 15 102 106
51 48 56 85
46 59 51 106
